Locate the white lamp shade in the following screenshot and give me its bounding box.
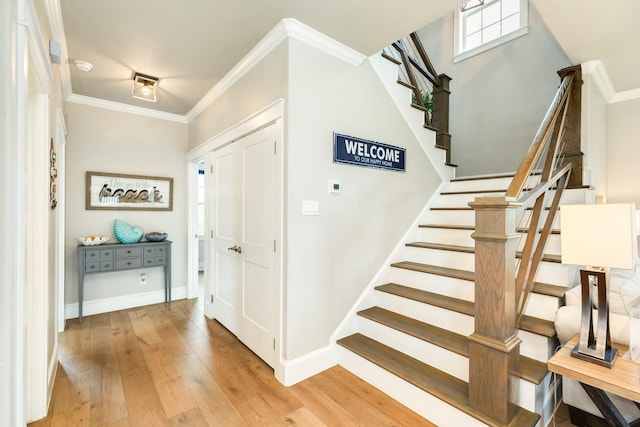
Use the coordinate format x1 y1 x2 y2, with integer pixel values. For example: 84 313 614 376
560 203 637 269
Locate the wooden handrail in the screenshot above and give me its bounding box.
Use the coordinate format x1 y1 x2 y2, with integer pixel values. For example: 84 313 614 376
469 65 582 425
385 33 453 164
505 72 574 198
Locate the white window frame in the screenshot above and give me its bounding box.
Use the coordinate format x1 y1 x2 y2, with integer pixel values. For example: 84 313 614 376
453 0 529 63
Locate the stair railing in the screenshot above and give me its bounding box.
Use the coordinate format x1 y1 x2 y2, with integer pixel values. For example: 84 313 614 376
383 33 453 164
468 65 582 425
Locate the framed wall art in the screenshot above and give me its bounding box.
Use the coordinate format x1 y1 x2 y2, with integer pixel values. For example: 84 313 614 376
85 171 173 211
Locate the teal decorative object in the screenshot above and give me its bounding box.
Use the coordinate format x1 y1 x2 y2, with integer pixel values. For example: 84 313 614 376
113 219 144 244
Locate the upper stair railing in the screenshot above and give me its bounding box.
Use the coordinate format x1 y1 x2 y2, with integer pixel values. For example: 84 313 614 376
468 65 583 425
382 33 453 165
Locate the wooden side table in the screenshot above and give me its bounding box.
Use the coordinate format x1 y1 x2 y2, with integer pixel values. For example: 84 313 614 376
548 335 640 426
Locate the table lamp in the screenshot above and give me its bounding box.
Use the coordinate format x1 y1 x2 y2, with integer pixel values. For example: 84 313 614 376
560 203 637 367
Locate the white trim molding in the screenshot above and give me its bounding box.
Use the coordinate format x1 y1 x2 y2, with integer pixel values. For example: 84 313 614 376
185 18 365 122
582 60 616 102
66 93 188 123
64 287 188 320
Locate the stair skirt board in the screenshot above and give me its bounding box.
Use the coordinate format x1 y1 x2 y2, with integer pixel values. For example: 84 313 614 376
337 346 488 427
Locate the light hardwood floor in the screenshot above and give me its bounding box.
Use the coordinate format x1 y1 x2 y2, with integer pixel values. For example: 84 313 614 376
28 299 437 426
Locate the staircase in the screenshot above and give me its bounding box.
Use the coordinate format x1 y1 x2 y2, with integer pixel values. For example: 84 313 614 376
336 175 587 426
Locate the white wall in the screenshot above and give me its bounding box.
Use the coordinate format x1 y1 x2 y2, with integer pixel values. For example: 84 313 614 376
188 33 441 361
64 102 188 313
285 38 440 359
188 42 289 150
607 97 640 206
581 65 609 200
415 5 571 177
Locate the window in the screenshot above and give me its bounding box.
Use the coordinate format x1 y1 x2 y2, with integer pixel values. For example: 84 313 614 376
454 0 528 62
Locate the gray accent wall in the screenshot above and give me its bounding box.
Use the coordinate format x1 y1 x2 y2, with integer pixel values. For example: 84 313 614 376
416 4 571 177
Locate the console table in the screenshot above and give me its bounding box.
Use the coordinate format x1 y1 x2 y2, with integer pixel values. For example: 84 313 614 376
548 335 640 426
77 240 172 322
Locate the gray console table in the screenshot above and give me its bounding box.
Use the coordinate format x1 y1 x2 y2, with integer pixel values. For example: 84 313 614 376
77 240 172 322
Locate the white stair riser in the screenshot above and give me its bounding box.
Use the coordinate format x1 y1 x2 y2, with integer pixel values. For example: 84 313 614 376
375 291 475 336
532 261 574 286
388 267 474 301
518 329 557 362
417 227 475 246
338 347 488 427
523 292 562 321
357 316 469 381
403 246 475 271
433 188 590 209
417 226 562 254
426 209 475 226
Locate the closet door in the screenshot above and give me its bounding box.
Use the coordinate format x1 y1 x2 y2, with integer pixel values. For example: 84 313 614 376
237 125 276 367
210 143 240 334
210 123 277 366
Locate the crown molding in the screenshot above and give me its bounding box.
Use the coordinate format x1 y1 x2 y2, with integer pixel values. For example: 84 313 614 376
582 60 616 102
186 18 366 122
67 94 188 123
611 88 640 104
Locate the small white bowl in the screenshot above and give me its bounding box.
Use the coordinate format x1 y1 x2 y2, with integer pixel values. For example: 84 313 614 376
77 236 109 246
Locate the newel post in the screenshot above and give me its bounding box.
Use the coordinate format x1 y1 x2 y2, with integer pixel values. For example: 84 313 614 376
468 196 522 424
557 64 583 188
432 73 452 164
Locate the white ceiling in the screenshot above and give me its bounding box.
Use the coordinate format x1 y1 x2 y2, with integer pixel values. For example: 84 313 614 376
59 0 458 115
532 0 640 95
57 0 639 117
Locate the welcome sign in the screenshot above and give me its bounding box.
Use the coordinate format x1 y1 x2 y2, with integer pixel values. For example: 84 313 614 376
333 133 406 172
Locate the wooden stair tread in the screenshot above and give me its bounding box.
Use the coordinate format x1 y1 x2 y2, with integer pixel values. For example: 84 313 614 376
359 306 468 356
440 189 507 195
376 282 556 338
406 241 562 263
390 260 564 298
419 223 560 235
381 51 401 65
419 223 474 230
451 173 515 182
337 334 539 427
358 307 548 385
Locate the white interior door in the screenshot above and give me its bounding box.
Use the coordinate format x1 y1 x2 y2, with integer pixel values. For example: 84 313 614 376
210 124 277 366
237 126 276 367
210 144 240 334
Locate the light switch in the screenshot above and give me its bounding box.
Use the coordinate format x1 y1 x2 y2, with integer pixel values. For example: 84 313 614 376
302 200 319 216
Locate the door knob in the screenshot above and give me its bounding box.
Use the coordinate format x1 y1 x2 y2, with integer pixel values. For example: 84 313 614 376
227 245 242 253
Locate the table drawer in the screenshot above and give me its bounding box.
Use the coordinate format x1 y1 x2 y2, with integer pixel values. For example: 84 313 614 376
144 246 157 256
85 248 114 261
143 256 167 266
115 258 143 270
115 247 143 258
85 260 114 273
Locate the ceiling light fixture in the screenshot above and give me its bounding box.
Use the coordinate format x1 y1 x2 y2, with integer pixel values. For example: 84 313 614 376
74 60 93 72
132 72 159 102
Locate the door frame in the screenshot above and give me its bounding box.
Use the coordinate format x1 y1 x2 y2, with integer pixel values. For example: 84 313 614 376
186 99 285 380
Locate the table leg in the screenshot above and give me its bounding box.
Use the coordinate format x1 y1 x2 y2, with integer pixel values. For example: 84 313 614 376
580 382 629 427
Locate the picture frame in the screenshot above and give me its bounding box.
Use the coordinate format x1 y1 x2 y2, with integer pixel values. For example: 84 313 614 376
85 171 173 211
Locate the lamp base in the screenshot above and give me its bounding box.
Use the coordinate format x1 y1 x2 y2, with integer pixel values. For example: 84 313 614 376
571 343 618 368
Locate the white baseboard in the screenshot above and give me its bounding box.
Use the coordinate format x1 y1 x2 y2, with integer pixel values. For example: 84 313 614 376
277 345 338 386
65 286 188 320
